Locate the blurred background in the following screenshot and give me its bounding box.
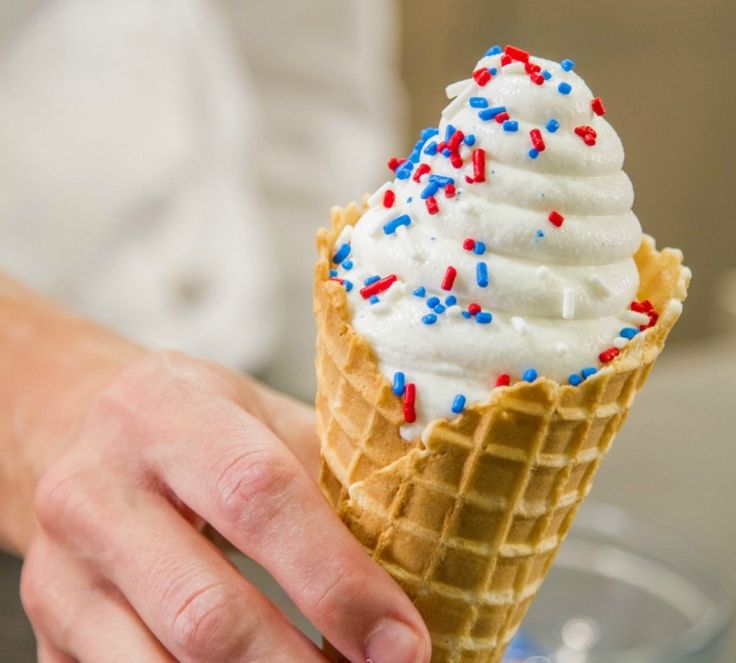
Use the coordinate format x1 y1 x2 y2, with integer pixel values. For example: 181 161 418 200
0 0 734 661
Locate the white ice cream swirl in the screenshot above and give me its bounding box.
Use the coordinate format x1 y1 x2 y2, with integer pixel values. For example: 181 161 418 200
331 48 648 438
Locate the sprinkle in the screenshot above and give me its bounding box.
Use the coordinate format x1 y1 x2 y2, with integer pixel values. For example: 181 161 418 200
640 310 659 331
530 73 545 86
478 106 507 121
494 111 510 124
504 45 530 63
329 276 342 283
451 394 467 414
363 275 380 286
591 97 606 116
422 313 438 325
442 82 475 120
344 280 353 292
421 181 439 199
503 120 519 132
329 269 338 277
623 310 650 326
445 184 456 198
392 371 406 396
429 174 455 187
542 70 552 80
561 58 575 71
360 274 397 299
472 68 492 86
342 260 353 270
546 119 560 133
486 45 503 56
558 82 572 95
449 152 464 168
472 148 487 183
461 311 472 319
413 163 431 182
468 303 481 316
413 286 426 297
423 141 438 156
395 164 413 180
446 129 465 151
569 374 583 386
421 127 440 140
427 296 440 308
369 295 379 304
613 337 629 349
574 125 597 146
619 327 640 339
388 157 405 172
587 274 611 296
562 288 576 320
403 383 416 423
476 262 489 287
383 214 411 235
476 311 493 324
525 62 541 74
445 295 457 306
599 347 620 363
425 196 439 215
474 241 486 255
500 53 512 66
496 374 511 387
382 189 395 208
581 367 597 379
535 230 545 239
528 149 539 159
442 266 458 290
548 210 565 227
445 125 457 141
523 369 538 382
511 316 528 335
463 238 476 251
434 304 446 314
630 299 653 313
332 243 350 264
395 224 419 260
470 96 489 108
530 128 546 152
463 134 476 146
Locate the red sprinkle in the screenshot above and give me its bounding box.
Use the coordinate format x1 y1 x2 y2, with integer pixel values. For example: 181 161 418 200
359 274 397 299
630 300 653 313
496 374 511 387
500 53 512 66
574 125 597 146
387 157 405 172
599 347 620 364
530 129 546 152
472 148 487 183
530 73 545 85
548 210 565 227
463 238 476 251
441 266 458 291
403 383 416 423
591 97 606 116
382 189 395 208
449 151 464 168
437 141 447 152
640 310 659 331
504 45 530 63
468 302 481 316
445 184 456 198
525 61 541 74
494 111 510 124
329 277 344 285
412 163 431 182
426 196 439 215
447 129 465 151
473 68 492 86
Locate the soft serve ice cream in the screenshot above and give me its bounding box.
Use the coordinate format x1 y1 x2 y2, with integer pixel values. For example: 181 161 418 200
327 45 658 439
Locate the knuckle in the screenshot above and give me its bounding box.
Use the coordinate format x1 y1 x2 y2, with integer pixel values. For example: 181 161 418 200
308 560 368 617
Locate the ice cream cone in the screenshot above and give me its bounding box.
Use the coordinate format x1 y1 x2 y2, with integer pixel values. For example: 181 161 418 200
314 202 690 663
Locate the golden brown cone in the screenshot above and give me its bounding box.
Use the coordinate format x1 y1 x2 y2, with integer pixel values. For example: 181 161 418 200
315 202 690 663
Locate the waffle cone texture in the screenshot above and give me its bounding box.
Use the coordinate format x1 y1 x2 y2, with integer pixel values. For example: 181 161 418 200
314 202 690 663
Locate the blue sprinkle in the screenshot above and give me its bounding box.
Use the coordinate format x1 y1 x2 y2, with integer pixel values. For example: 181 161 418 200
476 262 489 288
329 269 338 277
463 134 476 146
423 141 438 155
392 371 406 396
445 295 457 306
429 174 454 187
369 295 379 305
441 148 452 157
407 196 413 203
523 369 538 382
558 82 572 95
451 394 467 413
503 120 519 132
569 374 583 386
421 127 439 140
581 366 598 379
364 275 380 286
485 45 502 56
344 280 353 292
445 124 456 141
536 230 545 238
396 168 411 180
620 327 640 339
528 148 539 159
474 241 486 255
427 296 440 308
383 213 411 235
489 67 498 75
434 304 446 314
561 58 576 71
342 259 353 270
332 243 351 264
476 311 493 324
461 311 472 319
421 182 439 199
470 96 489 108
422 313 438 325
542 70 552 80
546 118 560 133
413 286 426 297
478 106 507 121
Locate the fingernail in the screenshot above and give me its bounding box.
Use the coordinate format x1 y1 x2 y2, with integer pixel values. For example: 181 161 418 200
365 619 423 663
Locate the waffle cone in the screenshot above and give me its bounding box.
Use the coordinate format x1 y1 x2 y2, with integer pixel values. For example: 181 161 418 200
314 202 690 663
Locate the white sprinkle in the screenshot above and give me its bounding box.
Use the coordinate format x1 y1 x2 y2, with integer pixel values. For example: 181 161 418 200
370 281 400 313
396 224 420 261
562 288 576 320
446 305 463 319
536 265 552 279
504 62 526 75
555 342 569 355
623 310 650 326
613 336 629 349
442 82 475 120
587 274 611 297
445 78 472 99
511 316 529 335
400 282 413 294
367 181 392 208
336 224 353 247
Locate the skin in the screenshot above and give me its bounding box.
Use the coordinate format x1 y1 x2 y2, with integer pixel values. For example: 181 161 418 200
0 274 431 663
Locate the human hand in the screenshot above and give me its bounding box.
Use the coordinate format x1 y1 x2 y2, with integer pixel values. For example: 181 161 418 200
20 351 430 663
